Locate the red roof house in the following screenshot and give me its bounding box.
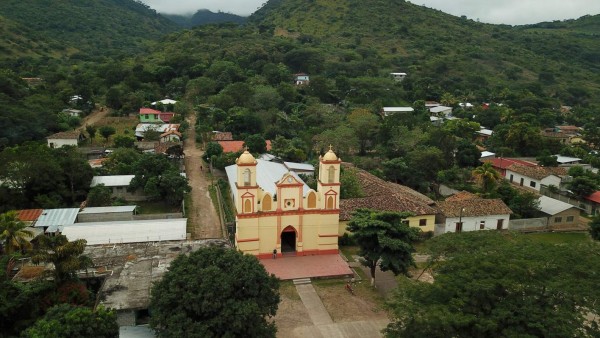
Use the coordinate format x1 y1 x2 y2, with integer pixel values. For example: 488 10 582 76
218 140 272 153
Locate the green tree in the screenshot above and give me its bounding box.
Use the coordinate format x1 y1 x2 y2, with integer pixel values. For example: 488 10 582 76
244 134 267 154
85 125 97 144
24 304 118 338
536 151 559 167
590 214 600 240
0 211 33 254
31 235 91 284
204 142 223 161
313 125 359 158
472 162 501 194
569 176 598 198
347 209 420 286
347 108 380 155
340 167 364 199
455 140 481 168
99 126 116 144
113 135 135 148
87 184 112 207
385 231 600 337
150 246 280 337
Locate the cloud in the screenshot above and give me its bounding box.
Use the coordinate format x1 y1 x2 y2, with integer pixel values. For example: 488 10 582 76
139 0 600 24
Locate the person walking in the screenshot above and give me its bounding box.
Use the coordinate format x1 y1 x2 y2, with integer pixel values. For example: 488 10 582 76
273 248 277 259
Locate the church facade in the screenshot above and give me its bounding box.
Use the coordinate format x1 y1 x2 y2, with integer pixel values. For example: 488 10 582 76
225 149 341 258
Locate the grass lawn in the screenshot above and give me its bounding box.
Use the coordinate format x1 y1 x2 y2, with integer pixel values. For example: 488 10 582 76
523 232 590 244
90 116 138 146
135 200 180 214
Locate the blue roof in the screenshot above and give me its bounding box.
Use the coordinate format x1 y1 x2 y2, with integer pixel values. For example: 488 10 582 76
35 208 79 231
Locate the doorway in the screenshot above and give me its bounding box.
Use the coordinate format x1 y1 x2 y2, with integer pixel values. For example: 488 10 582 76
280 226 296 254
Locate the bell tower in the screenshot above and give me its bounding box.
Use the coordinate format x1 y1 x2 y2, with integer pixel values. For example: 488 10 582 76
236 150 258 214
317 146 341 210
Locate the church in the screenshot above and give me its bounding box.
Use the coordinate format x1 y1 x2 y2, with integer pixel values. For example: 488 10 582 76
225 148 341 258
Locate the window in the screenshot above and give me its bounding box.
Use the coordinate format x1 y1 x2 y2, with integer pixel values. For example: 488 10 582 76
566 216 574 222
326 196 334 209
520 178 524 186
402 220 410 225
529 181 536 188
307 192 316 209
328 166 335 183
455 222 463 233
262 195 272 211
479 220 485 230
243 169 251 186
419 219 427 227
554 217 562 223
244 199 252 213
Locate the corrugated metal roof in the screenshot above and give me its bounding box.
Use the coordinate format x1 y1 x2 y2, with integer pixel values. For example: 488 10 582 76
284 161 315 172
91 175 135 187
225 159 310 202
538 196 577 215
61 219 187 245
17 209 43 221
429 106 453 113
35 208 79 228
78 206 137 214
382 107 414 112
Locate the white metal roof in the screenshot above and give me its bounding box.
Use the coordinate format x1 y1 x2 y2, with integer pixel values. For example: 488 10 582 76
481 151 496 158
538 196 576 215
35 208 80 228
429 106 453 113
61 219 187 245
477 129 493 136
382 107 414 112
284 161 315 172
151 99 177 105
91 175 135 187
553 155 581 164
78 206 137 214
225 159 310 201
390 72 407 76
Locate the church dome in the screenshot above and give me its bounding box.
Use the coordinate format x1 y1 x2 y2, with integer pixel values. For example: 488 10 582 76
237 150 256 165
322 148 338 161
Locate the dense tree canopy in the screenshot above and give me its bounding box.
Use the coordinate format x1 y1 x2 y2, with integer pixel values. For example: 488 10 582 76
23 304 118 338
386 232 600 338
150 246 280 337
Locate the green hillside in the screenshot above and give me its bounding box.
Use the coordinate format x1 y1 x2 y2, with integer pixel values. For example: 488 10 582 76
249 0 600 105
163 9 247 28
0 0 178 57
0 16 67 59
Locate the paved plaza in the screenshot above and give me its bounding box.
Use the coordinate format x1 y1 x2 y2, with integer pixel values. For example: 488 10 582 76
260 254 353 280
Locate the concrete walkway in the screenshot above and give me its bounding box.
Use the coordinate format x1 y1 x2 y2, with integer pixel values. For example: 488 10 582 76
291 280 387 338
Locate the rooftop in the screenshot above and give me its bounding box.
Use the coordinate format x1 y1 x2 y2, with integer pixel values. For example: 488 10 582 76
438 194 512 218
16 209 43 222
483 157 537 170
78 206 137 214
61 219 187 245
585 191 600 204
218 140 272 153
47 131 81 140
91 175 135 187
35 208 79 229
506 164 567 180
339 167 437 221
538 196 577 215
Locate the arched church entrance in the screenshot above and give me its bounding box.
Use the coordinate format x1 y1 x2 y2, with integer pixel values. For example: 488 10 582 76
280 226 297 254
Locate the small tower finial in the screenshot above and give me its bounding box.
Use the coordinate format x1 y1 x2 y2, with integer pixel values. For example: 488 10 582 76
244 145 249 152
329 144 333 151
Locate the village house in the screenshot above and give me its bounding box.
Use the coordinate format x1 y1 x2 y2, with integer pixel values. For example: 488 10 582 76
90 175 147 201
390 72 407 82
475 127 493 143
138 108 175 123
135 123 181 141
541 126 584 145
34 208 80 234
62 108 83 118
339 167 438 234
381 107 414 117
436 191 512 234
47 131 84 148
482 157 537 177
537 196 580 229
429 105 453 117
293 73 310 85
505 164 567 192
211 131 233 141
225 149 340 258
218 140 272 153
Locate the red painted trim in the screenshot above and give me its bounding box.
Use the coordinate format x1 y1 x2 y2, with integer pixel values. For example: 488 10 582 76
237 209 339 218
237 237 259 243
237 163 257 167
256 249 339 259
320 182 341 187
319 234 340 238
321 160 341 164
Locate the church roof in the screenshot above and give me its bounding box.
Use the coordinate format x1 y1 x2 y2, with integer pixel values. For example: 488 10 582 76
225 160 310 202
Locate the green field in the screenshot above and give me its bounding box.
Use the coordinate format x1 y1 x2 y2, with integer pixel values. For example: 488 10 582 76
523 232 591 244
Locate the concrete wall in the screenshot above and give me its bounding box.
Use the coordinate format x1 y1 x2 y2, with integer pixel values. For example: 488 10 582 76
110 187 147 201
509 217 548 231
47 139 78 148
547 208 579 228
133 213 183 220
443 214 510 233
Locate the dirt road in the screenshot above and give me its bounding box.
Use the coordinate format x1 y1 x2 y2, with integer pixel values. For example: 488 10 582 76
78 106 111 132
184 113 222 239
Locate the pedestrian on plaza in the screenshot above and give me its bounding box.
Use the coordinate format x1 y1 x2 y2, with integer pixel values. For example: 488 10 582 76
273 248 277 259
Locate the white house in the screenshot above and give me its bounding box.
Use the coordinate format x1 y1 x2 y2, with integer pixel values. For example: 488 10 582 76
47 131 83 148
90 175 147 201
436 192 512 234
381 107 414 117
429 106 453 116
294 73 310 85
390 72 407 82
505 164 567 192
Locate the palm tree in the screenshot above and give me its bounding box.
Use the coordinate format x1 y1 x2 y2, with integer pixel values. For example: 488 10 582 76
31 234 91 284
472 162 501 194
0 211 33 254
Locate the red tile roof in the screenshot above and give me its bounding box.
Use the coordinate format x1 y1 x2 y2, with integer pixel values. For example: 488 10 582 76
16 209 43 222
339 166 437 221
585 191 600 204
47 131 82 140
506 164 567 180
483 158 536 170
159 113 175 123
139 108 161 115
218 140 272 153
212 132 233 141
438 195 512 217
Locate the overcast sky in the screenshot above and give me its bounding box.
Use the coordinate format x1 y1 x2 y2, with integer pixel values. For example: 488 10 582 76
141 0 600 25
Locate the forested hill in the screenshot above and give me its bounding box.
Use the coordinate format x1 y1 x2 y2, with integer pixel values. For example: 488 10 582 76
248 0 600 106
163 9 247 28
0 16 67 59
0 0 178 58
